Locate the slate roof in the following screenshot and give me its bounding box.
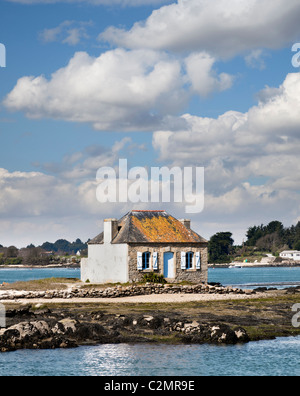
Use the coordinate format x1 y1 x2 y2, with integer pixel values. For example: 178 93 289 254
89 210 207 245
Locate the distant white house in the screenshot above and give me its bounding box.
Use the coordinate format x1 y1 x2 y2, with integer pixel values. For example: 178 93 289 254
280 250 300 261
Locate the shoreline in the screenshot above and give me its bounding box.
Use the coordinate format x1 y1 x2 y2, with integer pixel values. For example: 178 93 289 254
0 290 278 305
209 262 300 268
1 288 300 352
1 263 300 269
0 264 80 269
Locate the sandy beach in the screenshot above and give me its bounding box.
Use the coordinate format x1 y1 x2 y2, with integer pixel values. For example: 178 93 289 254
1 290 278 305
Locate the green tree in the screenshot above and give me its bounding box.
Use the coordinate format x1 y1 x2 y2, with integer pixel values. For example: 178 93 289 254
208 232 234 264
6 246 18 258
293 240 300 251
246 225 264 246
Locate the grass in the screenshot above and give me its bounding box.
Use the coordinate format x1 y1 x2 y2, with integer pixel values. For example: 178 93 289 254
40 293 300 341
2 278 300 342
0 277 80 291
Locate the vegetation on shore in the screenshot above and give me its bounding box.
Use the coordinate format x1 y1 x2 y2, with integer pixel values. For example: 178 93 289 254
2 291 300 346
1 219 300 266
0 239 87 267
209 220 300 263
1 275 300 343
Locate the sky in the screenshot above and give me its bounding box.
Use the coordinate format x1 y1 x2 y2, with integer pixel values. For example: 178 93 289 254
0 0 300 247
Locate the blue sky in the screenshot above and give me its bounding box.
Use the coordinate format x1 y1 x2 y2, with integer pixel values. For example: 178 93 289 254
0 0 300 247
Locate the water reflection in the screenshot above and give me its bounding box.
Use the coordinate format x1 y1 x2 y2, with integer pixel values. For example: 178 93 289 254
80 344 206 376
0 338 299 376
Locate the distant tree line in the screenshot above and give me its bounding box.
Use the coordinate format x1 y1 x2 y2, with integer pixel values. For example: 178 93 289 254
208 220 300 264
0 238 88 266
39 238 88 255
246 221 300 251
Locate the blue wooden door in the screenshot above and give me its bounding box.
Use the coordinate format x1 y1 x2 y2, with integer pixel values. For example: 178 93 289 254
164 252 174 279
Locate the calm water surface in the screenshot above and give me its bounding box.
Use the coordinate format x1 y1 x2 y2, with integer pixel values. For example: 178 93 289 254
1 266 300 289
0 266 300 376
0 337 299 376
0 267 80 283
209 266 300 289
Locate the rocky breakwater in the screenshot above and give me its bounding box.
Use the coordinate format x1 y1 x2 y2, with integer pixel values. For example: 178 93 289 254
0 306 250 352
0 283 255 300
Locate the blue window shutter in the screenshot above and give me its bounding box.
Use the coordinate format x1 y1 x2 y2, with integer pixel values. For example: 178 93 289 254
153 252 158 270
137 252 143 271
181 252 186 270
196 252 201 270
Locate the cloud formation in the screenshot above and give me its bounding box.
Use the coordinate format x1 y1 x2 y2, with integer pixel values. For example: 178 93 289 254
3 49 232 131
40 20 93 46
100 0 300 57
153 72 300 228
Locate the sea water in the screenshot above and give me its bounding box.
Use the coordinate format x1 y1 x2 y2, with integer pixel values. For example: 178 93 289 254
0 267 80 284
209 266 300 289
0 338 299 376
0 266 300 376
1 266 300 289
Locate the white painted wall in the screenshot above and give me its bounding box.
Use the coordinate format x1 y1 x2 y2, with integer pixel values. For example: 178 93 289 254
81 243 128 283
280 251 300 261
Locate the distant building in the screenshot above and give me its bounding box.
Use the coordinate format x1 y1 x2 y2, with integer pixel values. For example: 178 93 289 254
280 250 300 261
81 210 208 284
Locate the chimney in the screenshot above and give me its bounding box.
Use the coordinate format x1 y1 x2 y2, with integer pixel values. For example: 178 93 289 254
179 219 191 230
103 219 118 243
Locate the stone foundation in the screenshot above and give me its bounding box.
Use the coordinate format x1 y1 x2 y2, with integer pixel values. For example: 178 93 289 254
0 283 254 300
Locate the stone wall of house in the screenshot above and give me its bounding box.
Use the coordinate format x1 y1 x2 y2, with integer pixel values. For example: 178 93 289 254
128 243 208 283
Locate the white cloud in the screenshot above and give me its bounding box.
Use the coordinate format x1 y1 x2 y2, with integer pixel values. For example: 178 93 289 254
3 48 232 131
185 52 234 96
100 0 300 57
40 21 92 46
3 49 184 131
152 72 300 239
244 49 269 70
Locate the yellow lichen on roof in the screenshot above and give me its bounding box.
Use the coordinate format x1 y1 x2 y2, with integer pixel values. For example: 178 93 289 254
132 214 196 243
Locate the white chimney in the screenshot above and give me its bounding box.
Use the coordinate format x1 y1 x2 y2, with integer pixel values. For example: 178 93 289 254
103 219 118 243
179 219 191 229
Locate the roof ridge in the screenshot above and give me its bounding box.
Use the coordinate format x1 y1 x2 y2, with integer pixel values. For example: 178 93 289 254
131 210 166 212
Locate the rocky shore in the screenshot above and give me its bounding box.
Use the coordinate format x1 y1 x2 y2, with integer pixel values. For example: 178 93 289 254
0 305 250 352
0 283 254 301
1 282 299 353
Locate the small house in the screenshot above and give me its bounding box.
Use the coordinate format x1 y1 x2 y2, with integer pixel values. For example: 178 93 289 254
280 250 300 261
81 210 208 284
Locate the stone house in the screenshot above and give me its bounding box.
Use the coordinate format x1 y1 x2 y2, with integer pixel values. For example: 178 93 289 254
81 210 208 284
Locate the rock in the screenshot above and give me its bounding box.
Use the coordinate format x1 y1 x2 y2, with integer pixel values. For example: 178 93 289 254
234 327 250 343
210 324 238 344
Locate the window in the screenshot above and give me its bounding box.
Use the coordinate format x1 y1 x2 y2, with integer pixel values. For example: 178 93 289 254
186 252 194 269
142 252 151 270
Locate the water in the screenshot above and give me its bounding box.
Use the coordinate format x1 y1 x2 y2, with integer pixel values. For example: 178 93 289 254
0 266 299 376
208 267 300 289
0 337 299 376
0 267 80 284
1 266 300 290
